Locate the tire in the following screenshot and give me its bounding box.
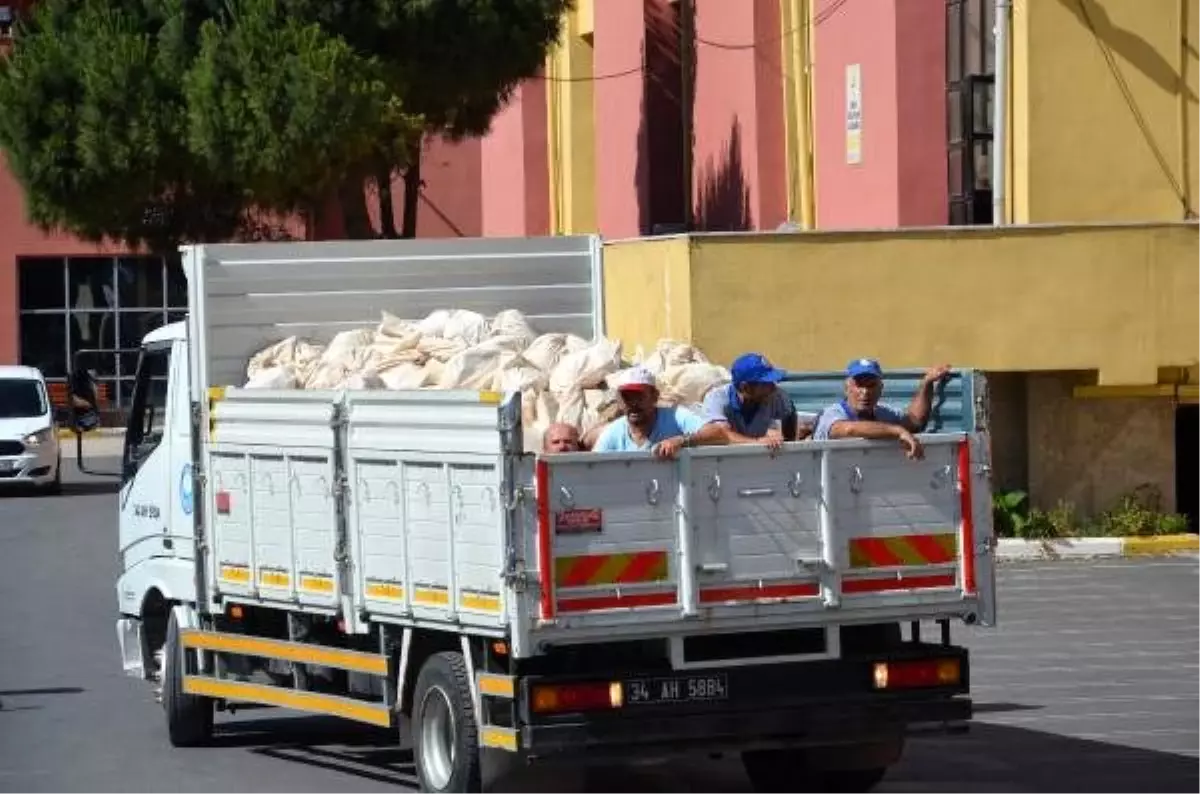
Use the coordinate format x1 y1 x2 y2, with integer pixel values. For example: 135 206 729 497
742 749 890 793
162 611 213 747
412 651 481 793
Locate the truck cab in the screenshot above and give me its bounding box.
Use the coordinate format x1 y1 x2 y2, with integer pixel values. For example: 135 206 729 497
111 321 194 681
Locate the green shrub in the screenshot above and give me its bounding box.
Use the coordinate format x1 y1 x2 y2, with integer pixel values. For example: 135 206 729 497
991 484 1189 539
991 490 1029 538
1087 485 1191 537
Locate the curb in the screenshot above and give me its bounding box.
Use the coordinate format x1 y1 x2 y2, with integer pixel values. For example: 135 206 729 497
996 535 1198 561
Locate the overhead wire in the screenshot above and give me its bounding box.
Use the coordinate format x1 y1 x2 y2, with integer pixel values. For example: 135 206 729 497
534 0 850 83
1075 0 1193 217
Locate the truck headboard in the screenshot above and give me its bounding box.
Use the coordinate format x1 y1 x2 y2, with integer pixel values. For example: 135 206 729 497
780 368 983 434
182 235 604 395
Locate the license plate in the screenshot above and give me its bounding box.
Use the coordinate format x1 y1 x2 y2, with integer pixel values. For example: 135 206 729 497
625 674 729 705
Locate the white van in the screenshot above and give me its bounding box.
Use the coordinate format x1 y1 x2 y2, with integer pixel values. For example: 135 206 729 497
0 365 62 493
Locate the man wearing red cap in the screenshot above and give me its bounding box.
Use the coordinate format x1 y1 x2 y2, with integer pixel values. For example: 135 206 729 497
591 366 727 459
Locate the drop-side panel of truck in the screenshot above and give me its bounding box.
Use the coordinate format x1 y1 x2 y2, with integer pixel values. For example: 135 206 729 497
203 383 995 658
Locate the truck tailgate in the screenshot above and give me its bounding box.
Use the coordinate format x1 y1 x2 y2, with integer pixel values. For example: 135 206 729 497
524 434 993 651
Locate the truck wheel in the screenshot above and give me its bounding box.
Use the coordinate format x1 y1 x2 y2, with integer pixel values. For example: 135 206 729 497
412 651 481 793
742 750 889 793
162 611 213 747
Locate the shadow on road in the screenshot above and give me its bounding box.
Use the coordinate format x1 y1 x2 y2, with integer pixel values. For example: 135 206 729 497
0 480 120 498
901 722 1199 793
213 717 417 787
0 687 86 697
200 712 1199 793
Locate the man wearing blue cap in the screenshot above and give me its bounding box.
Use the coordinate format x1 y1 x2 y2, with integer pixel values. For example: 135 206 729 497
702 353 805 451
812 358 950 459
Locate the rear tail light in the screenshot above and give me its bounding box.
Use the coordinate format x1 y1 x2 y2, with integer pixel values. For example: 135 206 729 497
531 681 624 714
873 658 961 690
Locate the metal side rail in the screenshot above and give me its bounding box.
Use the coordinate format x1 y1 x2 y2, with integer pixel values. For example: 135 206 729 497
180 629 393 728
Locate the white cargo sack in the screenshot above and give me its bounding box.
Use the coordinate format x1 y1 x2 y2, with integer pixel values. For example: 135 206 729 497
659 362 730 406
497 355 548 393
523 334 569 373
323 328 376 367
490 309 537 347
549 338 622 392
416 309 453 337
635 339 709 375
344 371 387 390
417 335 468 362
437 346 510 390
442 310 490 346
377 311 418 340
379 363 428 390
247 336 325 381
244 365 297 390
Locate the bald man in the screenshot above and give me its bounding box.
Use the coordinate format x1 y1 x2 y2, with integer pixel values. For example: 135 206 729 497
542 422 582 453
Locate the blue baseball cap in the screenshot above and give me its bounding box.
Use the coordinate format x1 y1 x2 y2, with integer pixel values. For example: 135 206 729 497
731 353 786 385
846 358 883 379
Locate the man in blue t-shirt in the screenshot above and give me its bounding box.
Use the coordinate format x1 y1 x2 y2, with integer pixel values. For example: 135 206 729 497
702 352 809 451
591 366 727 459
812 358 950 459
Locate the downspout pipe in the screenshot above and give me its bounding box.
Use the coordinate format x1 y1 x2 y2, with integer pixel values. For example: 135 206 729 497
992 0 1011 225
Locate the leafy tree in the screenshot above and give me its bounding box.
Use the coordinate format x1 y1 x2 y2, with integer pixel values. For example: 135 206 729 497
325 0 573 237
0 0 261 251
0 0 572 248
183 0 418 238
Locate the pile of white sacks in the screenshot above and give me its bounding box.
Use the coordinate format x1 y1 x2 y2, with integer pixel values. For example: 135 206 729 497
243 309 731 451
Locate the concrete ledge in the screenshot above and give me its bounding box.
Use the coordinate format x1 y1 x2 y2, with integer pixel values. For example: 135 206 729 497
997 535 1198 561
56 428 125 439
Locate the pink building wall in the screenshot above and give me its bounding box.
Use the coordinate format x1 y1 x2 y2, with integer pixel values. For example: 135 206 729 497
481 82 551 237
691 0 788 231
416 137 484 237
813 0 947 228
593 0 652 239
895 0 948 226
0 155 126 363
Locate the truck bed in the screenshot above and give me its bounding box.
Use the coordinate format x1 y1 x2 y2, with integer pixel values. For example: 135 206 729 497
204 387 995 660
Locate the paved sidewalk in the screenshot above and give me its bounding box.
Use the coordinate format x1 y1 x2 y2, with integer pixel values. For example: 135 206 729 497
58 431 125 460
996 535 1199 561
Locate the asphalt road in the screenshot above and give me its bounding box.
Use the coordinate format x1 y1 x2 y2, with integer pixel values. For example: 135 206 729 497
1 452 1196 792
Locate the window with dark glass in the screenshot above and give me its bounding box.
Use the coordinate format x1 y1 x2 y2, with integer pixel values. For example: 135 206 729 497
946 0 995 225
16 254 183 418
124 346 171 476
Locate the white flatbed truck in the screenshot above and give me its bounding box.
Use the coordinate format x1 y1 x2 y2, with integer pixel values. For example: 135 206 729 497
69 236 997 792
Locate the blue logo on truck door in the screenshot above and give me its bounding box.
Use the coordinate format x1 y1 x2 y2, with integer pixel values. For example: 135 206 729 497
180 464 194 515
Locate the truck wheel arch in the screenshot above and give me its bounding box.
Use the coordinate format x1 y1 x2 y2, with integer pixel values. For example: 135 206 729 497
399 630 463 717
139 589 171 676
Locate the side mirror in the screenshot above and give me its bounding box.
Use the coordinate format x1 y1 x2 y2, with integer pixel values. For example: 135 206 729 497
66 370 101 434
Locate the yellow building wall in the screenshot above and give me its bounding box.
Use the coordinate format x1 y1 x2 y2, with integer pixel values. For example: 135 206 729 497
546 5 598 235
1012 0 1198 223
602 237 694 350
603 223 1199 386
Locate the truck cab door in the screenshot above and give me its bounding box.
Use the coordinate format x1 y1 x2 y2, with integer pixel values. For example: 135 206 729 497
117 342 180 613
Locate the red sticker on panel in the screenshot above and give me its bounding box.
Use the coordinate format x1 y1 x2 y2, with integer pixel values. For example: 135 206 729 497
554 508 603 534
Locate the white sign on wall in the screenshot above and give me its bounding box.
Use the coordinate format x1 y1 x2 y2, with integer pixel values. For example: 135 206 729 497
846 63 863 165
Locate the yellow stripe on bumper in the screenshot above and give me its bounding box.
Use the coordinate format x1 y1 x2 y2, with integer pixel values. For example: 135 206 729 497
181 629 387 676
183 675 391 727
